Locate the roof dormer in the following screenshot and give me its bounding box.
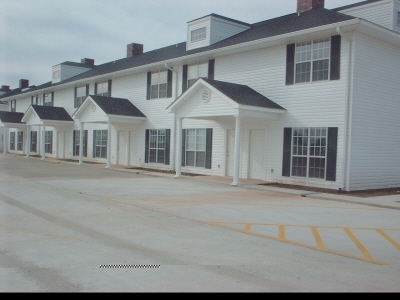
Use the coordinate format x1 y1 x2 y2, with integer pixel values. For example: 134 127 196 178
186 14 251 51
52 58 95 84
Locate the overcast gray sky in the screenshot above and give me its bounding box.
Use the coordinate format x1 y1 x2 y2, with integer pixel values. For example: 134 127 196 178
0 0 361 89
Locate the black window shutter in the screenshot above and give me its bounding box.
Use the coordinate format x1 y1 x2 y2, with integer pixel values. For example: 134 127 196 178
51 92 54 106
84 130 88 157
181 129 186 166
144 129 149 163
165 129 171 165
74 87 77 108
108 79 112 96
94 83 98 95
42 93 45 105
93 130 96 158
330 35 341 81
31 96 33 105
85 84 89 96
182 64 188 93
208 59 215 80
282 128 292 176
73 130 76 156
167 69 173 98
326 127 338 181
286 44 295 85
146 72 151 100
205 128 213 169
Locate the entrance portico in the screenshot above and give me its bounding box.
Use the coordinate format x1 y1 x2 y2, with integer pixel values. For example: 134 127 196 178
167 78 286 186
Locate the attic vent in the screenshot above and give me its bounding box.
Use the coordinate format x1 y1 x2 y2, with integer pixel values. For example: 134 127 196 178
202 89 211 103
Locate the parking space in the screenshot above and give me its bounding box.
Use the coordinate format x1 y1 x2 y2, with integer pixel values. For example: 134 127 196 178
1 155 400 292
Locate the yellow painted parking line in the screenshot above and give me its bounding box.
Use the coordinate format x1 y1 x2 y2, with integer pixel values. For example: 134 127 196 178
207 221 392 265
344 228 375 262
377 229 400 251
311 226 326 250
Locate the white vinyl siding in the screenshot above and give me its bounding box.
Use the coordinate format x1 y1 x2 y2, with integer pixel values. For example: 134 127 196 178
346 32 400 190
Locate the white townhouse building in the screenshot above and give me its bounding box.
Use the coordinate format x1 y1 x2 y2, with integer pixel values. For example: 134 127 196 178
1 0 400 192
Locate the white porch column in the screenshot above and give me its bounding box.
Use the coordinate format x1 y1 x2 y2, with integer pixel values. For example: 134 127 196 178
231 116 242 186
174 117 183 178
62 131 66 159
126 130 130 166
3 125 8 155
79 122 84 165
26 125 30 157
41 125 46 160
106 122 112 169
55 129 59 159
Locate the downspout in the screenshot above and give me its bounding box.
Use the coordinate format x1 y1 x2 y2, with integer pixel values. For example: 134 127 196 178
336 26 354 192
165 62 179 171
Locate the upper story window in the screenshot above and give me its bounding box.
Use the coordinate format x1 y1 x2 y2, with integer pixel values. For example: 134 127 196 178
397 11 400 26
10 100 16 112
295 38 330 83
286 35 341 85
31 95 39 105
75 85 88 108
188 62 208 87
96 81 110 97
151 71 168 99
43 92 54 106
53 70 60 80
191 27 206 42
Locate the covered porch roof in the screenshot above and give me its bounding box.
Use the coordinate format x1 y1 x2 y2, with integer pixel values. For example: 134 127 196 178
72 95 147 125
167 78 286 120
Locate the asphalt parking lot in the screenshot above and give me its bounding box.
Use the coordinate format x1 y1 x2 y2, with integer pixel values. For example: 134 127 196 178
1 154 400 292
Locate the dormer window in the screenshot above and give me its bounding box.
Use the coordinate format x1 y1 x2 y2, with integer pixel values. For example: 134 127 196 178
191 27 206 42
53 70 60 80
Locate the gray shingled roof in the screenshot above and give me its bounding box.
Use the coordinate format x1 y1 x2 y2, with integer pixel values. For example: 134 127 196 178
0 111 25 123
89 95 146 117
202 78 285 110
0 7 356 99
31 105 74 121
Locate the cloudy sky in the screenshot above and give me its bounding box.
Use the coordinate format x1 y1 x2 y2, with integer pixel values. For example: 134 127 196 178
0 0 361 89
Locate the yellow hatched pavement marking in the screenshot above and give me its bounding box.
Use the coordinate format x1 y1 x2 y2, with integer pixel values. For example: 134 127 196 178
343 228 375 261
207 221 391 265
376 229 400 250
311 226 326 251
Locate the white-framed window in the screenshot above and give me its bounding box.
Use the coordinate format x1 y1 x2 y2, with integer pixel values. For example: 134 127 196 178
188 62 208 87
291 127 327 179
93 130 107 158
191 27 206 42
45 131 53 154
295 38 330 83
73 130 88 157
10 100 16 112
43 92 53 106
31 95 39 105
148 129 166 164
151 71 168 99
75 86 88 108
96 82 109 97
9 132 15 150
30 131 37 152
185 128 207 168
53 70 60 80
17 131 23 151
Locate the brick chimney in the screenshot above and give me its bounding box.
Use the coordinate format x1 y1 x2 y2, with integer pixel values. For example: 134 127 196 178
0 85 10 92
297 0 325 13
127 43 143 58
81 58 95 66
19 79 29 89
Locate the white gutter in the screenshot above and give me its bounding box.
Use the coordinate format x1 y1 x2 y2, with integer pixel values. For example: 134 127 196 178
336 26 354 192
